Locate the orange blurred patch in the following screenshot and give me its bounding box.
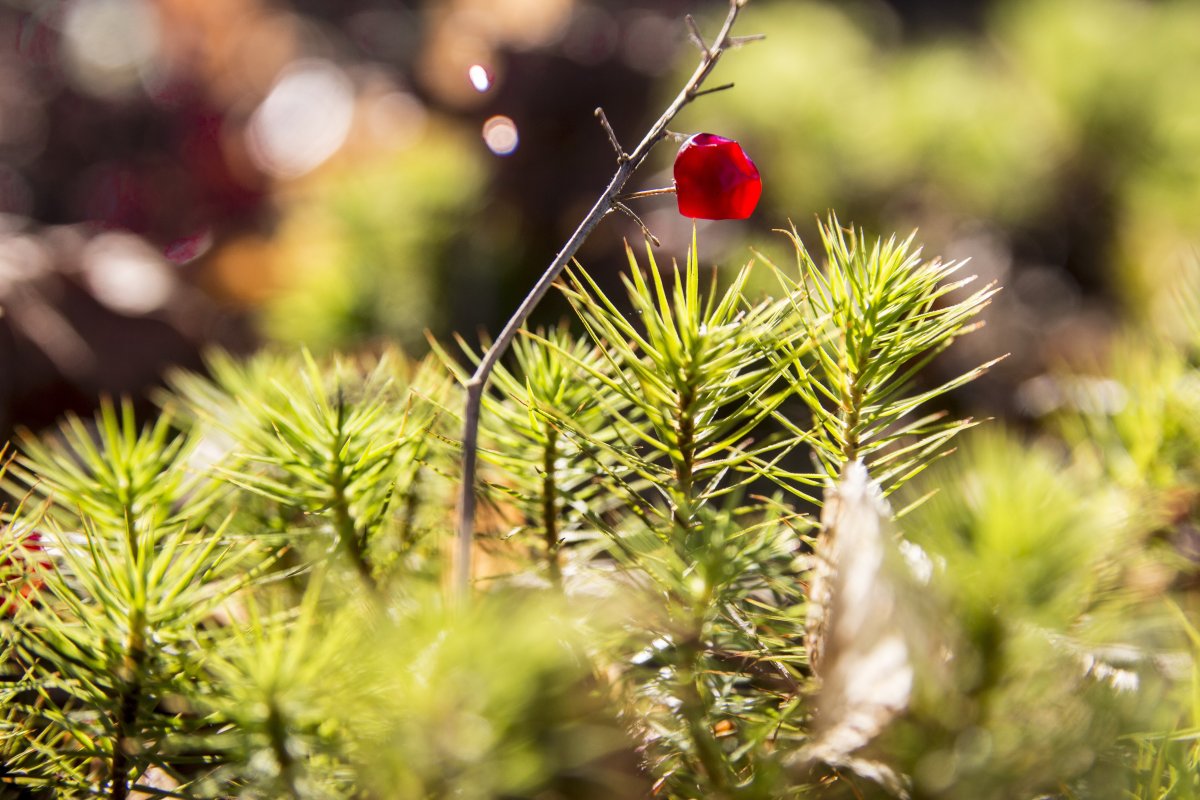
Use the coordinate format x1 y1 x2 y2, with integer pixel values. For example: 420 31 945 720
203 233 280 305
155 0 301 107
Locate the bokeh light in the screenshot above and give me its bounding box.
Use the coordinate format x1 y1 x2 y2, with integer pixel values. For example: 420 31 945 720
468 64 493 92
62 0 162 99
482 115 519 156
81 232 176 316
247 60 355 179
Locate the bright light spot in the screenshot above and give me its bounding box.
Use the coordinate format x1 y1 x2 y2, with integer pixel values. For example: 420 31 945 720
82 232 175 315
186 429 236 477
898 540 935 585
416 17 494 108
482 115 518 156
468 64 492 92
62 0 161 98
247 60 355 179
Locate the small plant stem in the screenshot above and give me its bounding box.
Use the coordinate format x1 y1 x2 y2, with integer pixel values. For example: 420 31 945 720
689 82 735 99
669 381 734 793
267 700 303 800
332 481 374 586
330 395 375 587
542 427 561 584
842 378 863 462
397 455 424 554
685 14 710 55
109 617 146 800
673 386 697 532
678 634 737 796
453 0 755 598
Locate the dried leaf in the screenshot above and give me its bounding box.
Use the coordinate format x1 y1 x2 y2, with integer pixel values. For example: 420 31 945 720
799 461 924 796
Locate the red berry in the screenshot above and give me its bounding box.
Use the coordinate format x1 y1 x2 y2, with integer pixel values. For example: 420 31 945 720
673 133 762 220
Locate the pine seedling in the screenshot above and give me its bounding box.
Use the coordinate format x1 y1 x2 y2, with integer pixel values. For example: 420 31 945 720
192 576 364 799
170 349 451 588
1045 333 1200 636
1045 333 1200 795
9 400 227 535
5 517 265 798
349 592 639 798
1052 334 1200 493
888 432 1161 799
544 238 815 797
1 406 272 798
766 215 1001 499
556 234 809 530
609 499 809 799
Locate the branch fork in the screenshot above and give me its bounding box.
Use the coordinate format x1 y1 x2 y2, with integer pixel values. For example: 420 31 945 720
685 15 711 56
453 0 761 599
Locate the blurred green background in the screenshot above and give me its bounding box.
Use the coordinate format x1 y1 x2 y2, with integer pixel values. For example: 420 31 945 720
1 0 1197 436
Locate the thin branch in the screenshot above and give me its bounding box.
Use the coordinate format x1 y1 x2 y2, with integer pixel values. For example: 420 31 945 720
618 187 677 201
727 33 766 49
685 14 709 55
594 107 628 162
109 621 147 800
689 82 735 100
453 0 758 599
612 202 662 247
330 389 377 589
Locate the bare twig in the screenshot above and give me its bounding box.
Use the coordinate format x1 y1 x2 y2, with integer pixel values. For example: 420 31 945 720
453 0 758 599
618 187 677 201
594 107 628 162
685 15 709 55
689 82 735 100
727 33 766 49
612 202 662 247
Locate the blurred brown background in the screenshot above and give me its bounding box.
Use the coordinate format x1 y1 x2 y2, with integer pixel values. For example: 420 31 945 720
0 0 1196 438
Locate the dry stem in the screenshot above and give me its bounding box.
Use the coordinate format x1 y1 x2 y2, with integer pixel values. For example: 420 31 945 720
453 0 757 598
